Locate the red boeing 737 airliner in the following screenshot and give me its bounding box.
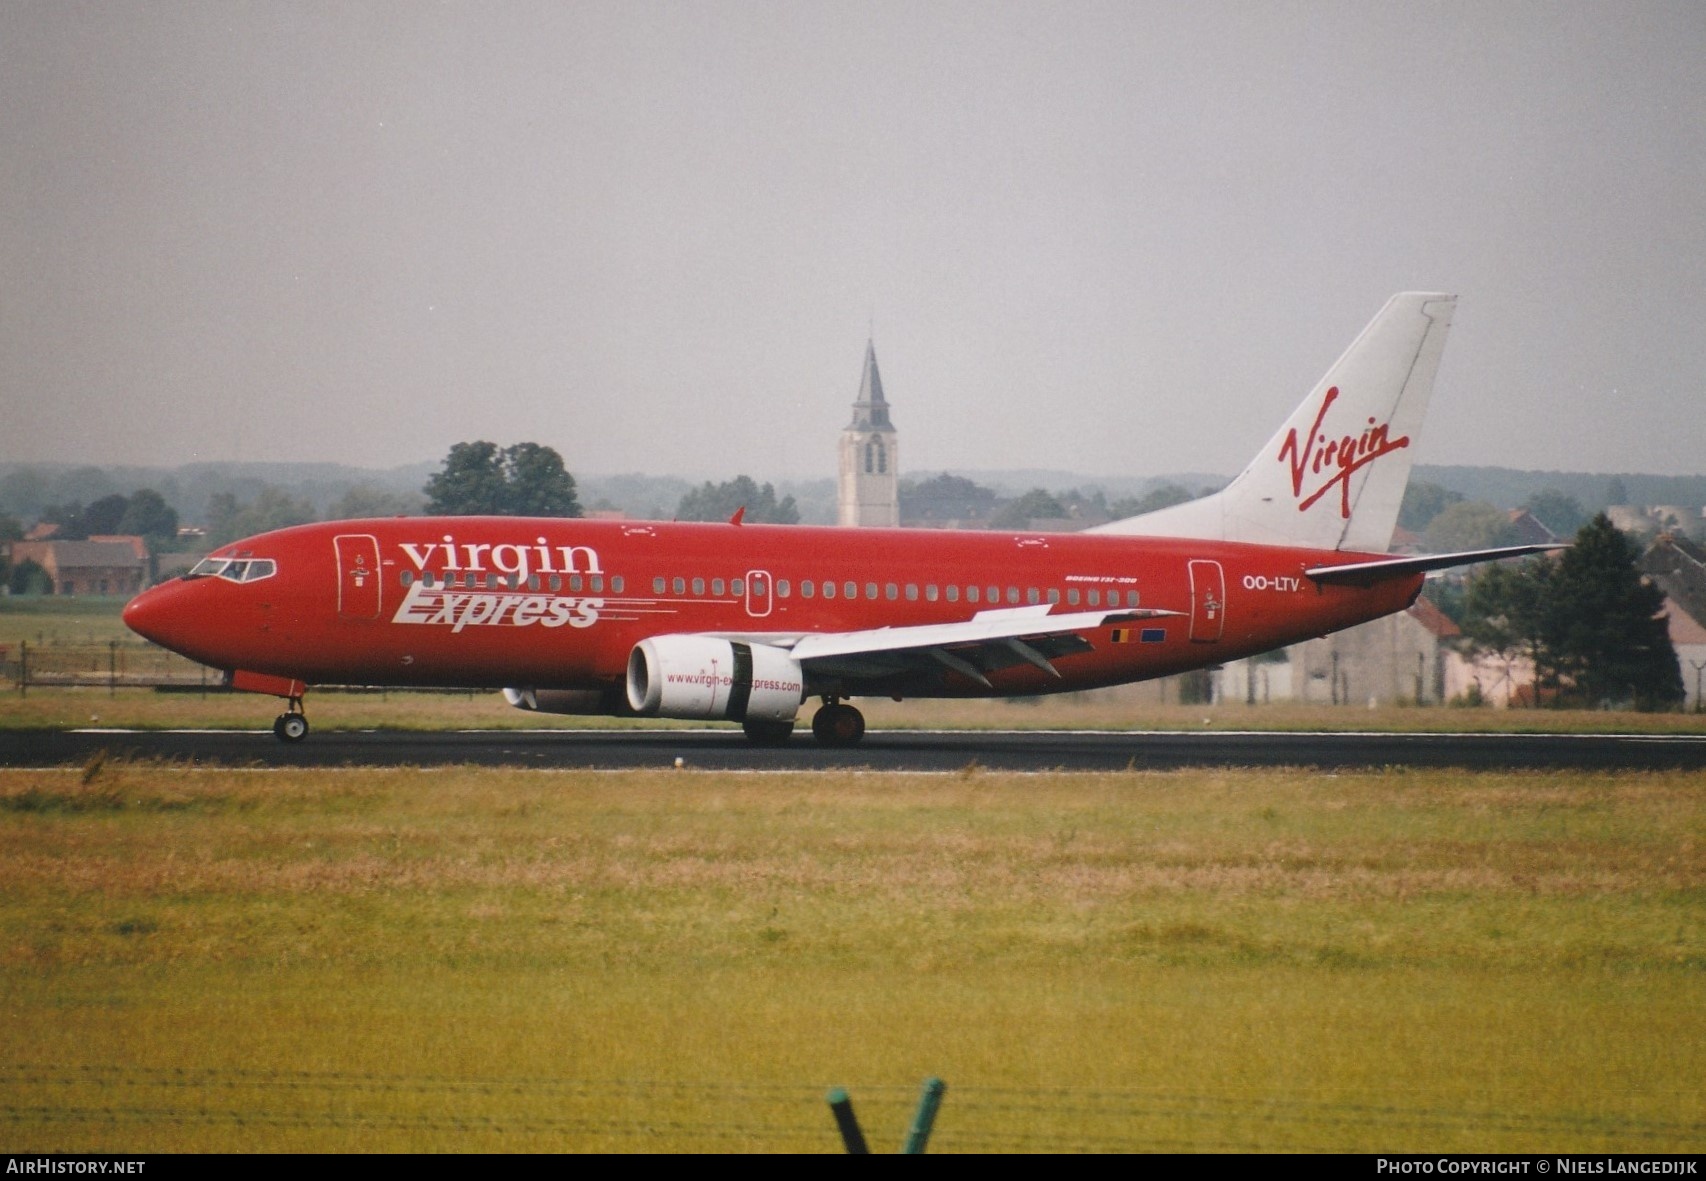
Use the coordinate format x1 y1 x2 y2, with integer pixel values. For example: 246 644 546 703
123 293 1555 745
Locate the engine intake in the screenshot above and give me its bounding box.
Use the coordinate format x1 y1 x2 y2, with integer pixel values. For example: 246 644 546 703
626 636 804 723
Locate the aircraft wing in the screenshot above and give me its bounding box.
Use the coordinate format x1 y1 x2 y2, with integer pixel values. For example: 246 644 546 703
743 603 1183 687
1304 543 1565 587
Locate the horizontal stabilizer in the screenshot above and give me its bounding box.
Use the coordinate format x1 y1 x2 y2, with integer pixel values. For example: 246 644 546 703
1305 544 1565 587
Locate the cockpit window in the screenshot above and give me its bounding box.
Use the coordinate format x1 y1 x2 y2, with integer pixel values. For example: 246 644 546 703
185 557 277 583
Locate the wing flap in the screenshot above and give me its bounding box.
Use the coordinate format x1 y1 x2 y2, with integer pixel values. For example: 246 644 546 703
787 604 1179 662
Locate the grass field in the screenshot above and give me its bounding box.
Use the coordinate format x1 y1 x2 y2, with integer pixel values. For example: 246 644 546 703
0 596 138 645
1 761 1700 1152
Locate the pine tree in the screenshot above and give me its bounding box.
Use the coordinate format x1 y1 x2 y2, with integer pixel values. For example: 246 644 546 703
1461 514 1683 709
1541 515 1682 709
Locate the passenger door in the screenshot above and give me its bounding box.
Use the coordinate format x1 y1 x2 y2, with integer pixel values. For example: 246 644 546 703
334 534 383 621
1188 559 1224 642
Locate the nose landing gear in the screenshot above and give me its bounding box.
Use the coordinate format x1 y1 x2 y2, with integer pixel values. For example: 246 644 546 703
273 697 309 742
811 698 865 747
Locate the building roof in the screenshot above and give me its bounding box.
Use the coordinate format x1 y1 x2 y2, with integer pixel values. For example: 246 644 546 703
1407 594 1461 639
90 534 148 560
846 340 894 431
1505 509 1559 546
1666 598 1706 647
11 539 148 569
1642 534 1706 626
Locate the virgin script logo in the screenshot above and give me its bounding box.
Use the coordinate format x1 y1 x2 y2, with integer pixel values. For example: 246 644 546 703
1276 386 1409 518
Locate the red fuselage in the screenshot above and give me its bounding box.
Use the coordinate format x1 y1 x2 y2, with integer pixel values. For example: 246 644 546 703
123 517 1422 699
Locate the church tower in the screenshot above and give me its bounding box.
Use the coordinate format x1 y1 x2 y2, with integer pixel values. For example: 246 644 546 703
838 341 899 527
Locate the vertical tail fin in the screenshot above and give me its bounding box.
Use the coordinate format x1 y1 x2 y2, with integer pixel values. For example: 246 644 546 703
1091 292 1456 553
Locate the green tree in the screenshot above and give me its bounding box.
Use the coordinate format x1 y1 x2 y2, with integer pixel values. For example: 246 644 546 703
1423 501 1520 552
990 488 1067 529
1398 481 1464 533
675 476 799 524
81 493 131 536
1463 559 1551 701
1542 515 1682 709
1110 482 1194 520
424 441 581 517
0 513 20 586
1523 489 1587 537
327 484 422 520
500 443 581 517
8 558 51 596
899 473 996 522
37 502 87 539
206 487 317 547
1462 515 1683 710
0 468 50 520
118 489 180 549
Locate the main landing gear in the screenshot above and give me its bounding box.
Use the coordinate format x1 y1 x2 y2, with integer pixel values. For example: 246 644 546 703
273 696 309 743
810 698 865 747
738 699 867 747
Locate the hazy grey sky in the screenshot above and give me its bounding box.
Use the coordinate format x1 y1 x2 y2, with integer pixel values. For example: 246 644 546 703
4 1 1703 480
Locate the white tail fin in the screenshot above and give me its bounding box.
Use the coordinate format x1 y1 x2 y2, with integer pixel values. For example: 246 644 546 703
1090 292 1456 553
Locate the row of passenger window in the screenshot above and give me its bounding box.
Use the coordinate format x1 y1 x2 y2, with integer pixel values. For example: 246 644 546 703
647 574 1140 609
401 571 626 594
398 567 1141 611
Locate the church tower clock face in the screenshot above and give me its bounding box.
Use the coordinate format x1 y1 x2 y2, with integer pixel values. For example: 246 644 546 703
838 340 899 527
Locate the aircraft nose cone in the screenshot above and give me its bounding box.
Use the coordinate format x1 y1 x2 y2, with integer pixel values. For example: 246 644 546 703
123 583 187 650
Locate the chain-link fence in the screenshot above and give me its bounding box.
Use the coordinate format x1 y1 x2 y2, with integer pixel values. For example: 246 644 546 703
1 639 216 692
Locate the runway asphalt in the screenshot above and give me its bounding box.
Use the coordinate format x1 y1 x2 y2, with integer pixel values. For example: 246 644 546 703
4 726 1705 771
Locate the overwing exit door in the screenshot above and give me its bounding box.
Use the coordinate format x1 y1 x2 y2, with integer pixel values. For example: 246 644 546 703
745 569 773 618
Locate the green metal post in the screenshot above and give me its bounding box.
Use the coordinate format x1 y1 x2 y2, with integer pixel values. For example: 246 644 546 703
901 1076 946 1154
825 1086 869 1154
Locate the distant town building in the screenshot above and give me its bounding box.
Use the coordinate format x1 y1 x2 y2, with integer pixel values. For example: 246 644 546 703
1665 602 1706 711
837 341 899 527
1504 509 1560 547
6 537 149 596
1641 534 1706 710
1284 594 1463 706
1640 533 1706 625
1607 504 1705 538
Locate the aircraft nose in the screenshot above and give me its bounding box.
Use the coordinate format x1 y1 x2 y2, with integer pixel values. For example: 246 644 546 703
123 582 189 650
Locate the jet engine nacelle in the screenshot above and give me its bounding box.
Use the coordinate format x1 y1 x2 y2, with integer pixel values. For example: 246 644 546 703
626 635 804 723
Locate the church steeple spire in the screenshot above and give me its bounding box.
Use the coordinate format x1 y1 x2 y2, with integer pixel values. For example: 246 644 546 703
848 340 893 430
837 339 900 527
